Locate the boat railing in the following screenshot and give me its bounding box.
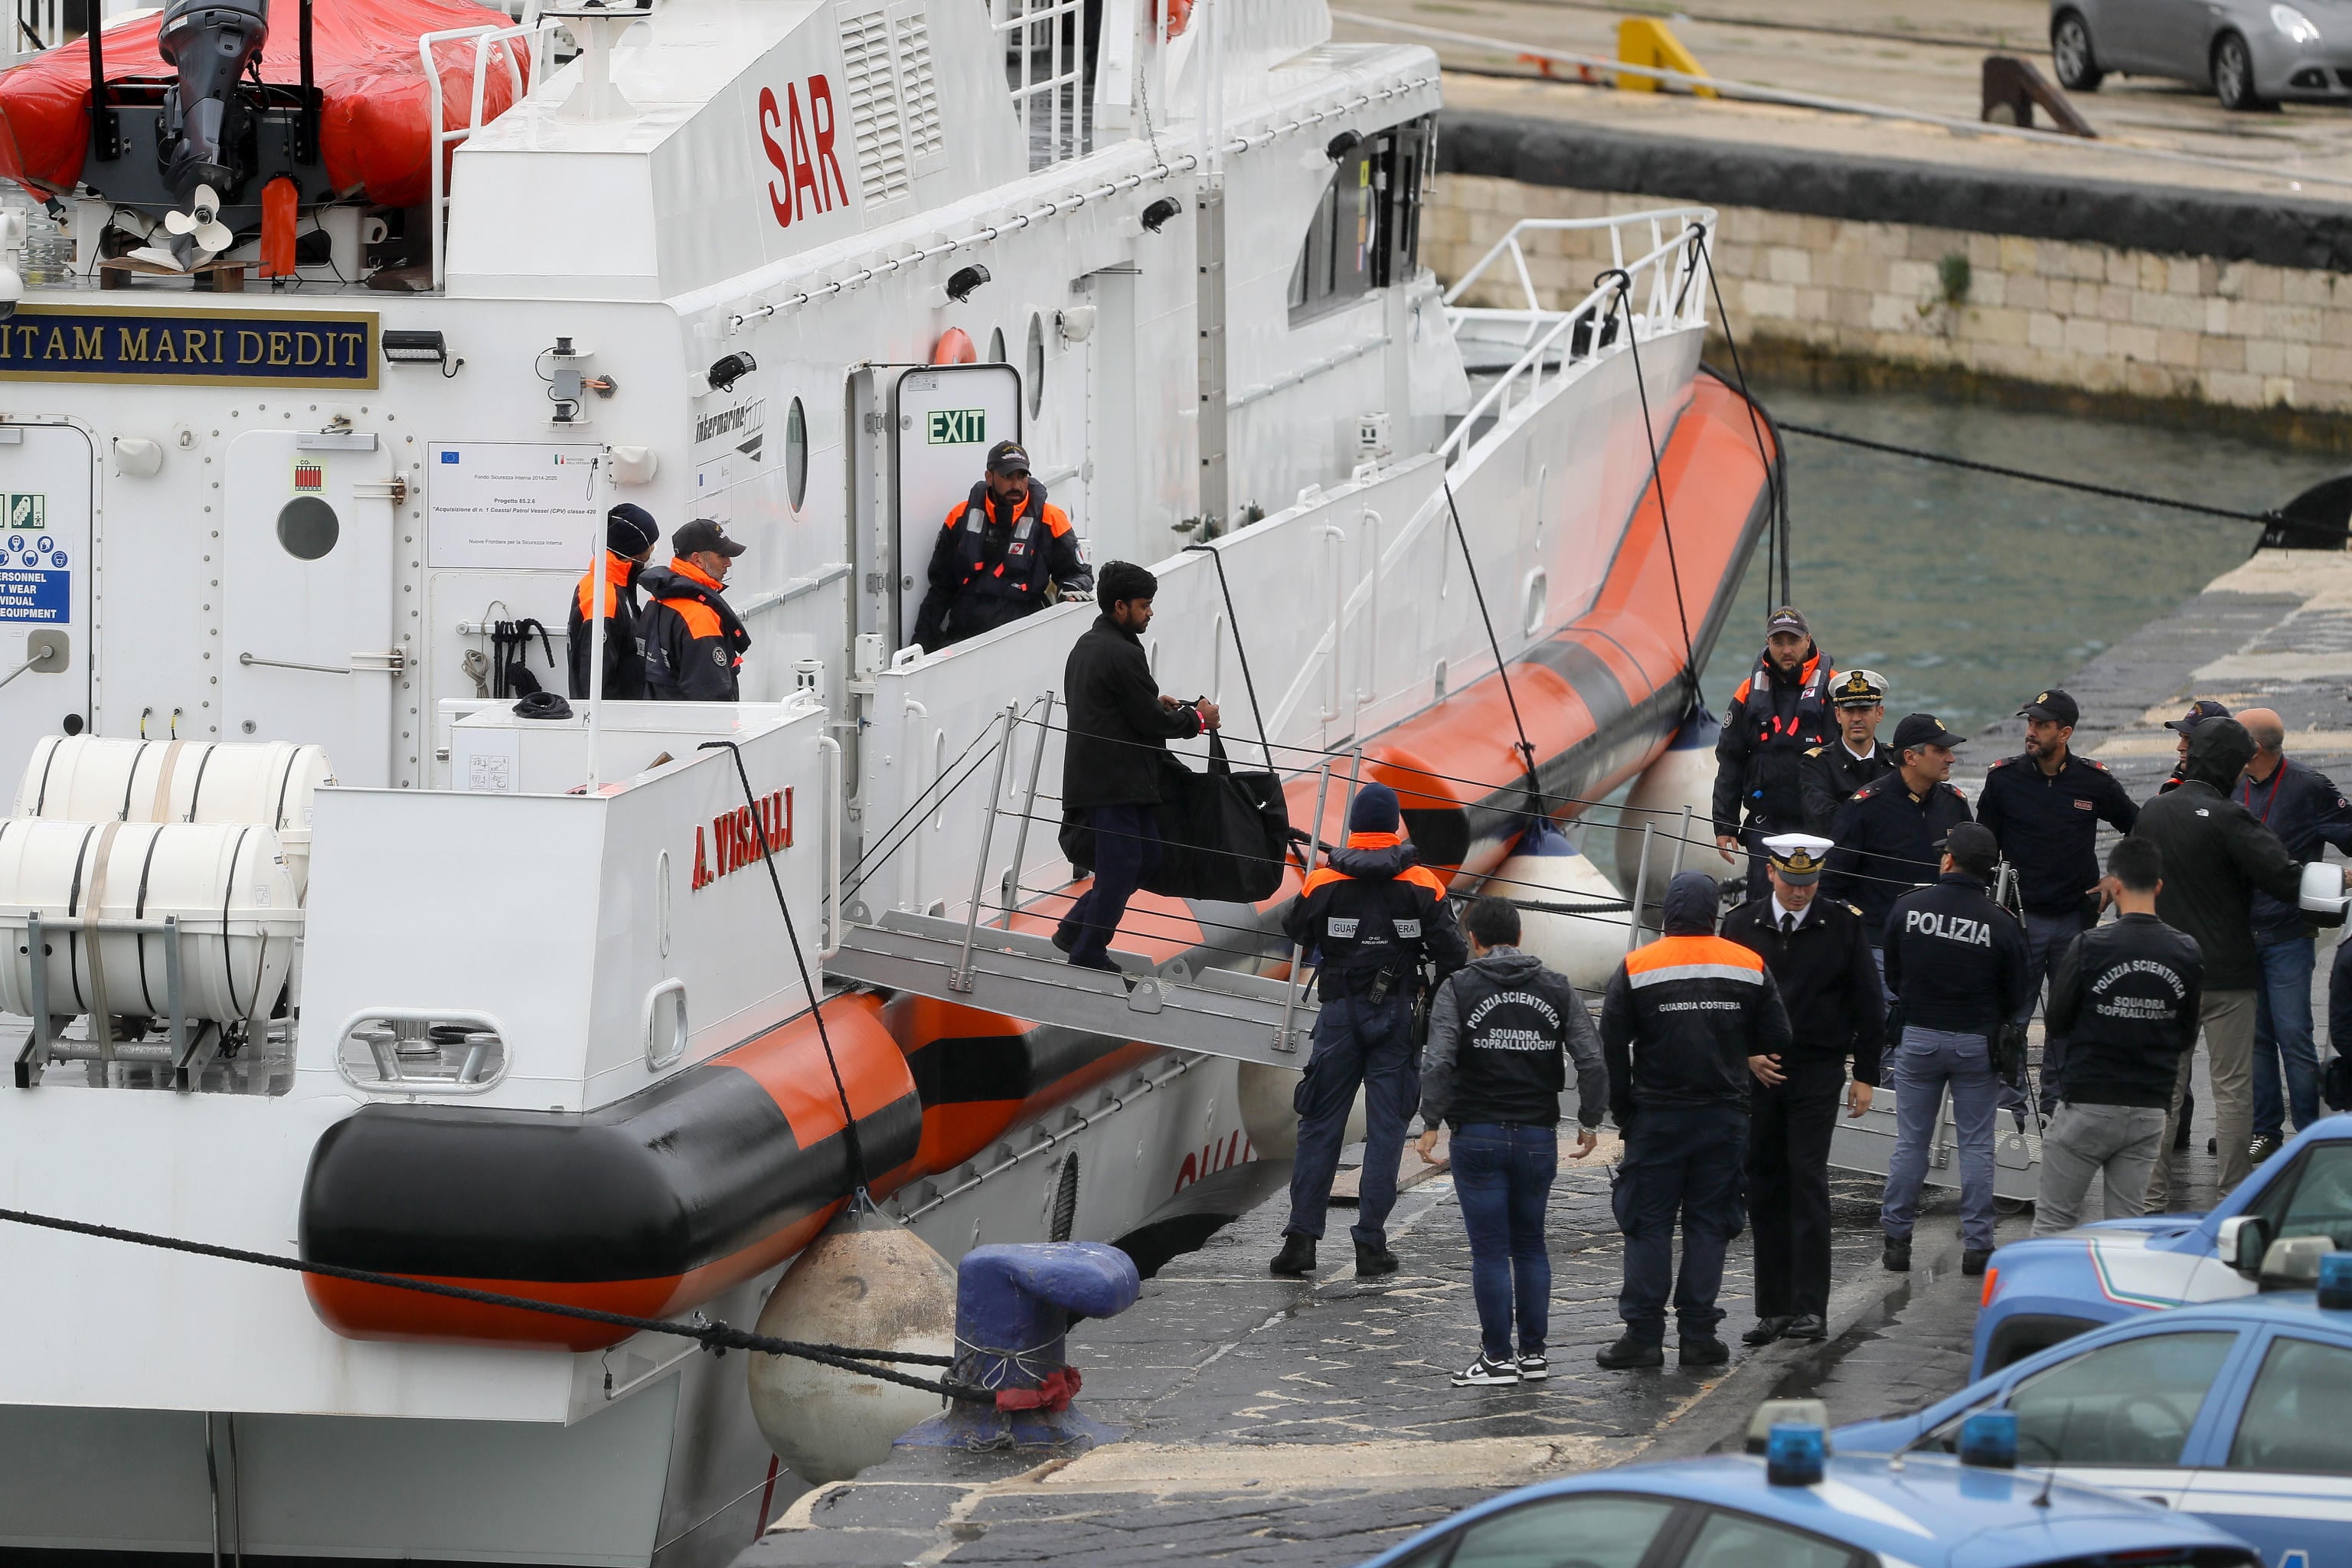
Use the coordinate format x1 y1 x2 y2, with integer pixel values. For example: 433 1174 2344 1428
1437 208 1716 469
422 15 560 290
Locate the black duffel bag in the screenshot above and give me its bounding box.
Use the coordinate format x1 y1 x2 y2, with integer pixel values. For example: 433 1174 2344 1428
1057 733 1291 903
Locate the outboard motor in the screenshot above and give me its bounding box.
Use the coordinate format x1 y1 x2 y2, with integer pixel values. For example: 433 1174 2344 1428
155 0 270 205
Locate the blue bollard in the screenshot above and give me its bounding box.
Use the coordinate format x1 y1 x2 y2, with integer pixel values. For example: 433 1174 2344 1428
896 1241 1142 1452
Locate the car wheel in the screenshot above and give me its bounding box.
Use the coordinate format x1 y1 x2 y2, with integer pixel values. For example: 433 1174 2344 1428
2051 11 2103 91
2213 31 2272 110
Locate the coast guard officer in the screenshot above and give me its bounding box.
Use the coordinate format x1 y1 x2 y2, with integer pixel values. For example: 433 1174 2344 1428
1800 668 1895 835
1712 606 1836 898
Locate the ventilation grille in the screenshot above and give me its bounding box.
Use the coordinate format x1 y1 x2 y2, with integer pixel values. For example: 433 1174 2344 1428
838 8 910 204
893 12 943 165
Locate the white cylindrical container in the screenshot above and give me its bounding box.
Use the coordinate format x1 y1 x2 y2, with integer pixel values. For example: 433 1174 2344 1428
15 736 335 894
1487 828 1632 992
0 819 302 1023
1613 710 1722 899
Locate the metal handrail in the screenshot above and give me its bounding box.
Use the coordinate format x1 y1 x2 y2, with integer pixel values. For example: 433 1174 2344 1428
421 17 557 290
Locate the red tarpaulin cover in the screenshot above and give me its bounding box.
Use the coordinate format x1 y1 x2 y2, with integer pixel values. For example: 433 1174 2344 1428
0 0 532 209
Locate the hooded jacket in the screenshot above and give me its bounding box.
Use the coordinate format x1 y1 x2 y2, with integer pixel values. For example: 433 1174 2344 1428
2132 719 2305 989
639 558 750 701
1282 831 1468 1001
1712 644 1835 836
1599 872 1793 1125
1422 947 1606 1129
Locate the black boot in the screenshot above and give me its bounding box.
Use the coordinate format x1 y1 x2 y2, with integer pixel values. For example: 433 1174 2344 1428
1269 1233 1316 1277
1963 1248 1994 1276
1883 1236 1912 1272
1354 1240 1400 1278
1595 1334 1664 1370
1679 1335 1730 1368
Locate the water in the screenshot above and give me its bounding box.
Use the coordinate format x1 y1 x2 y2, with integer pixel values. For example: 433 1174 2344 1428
1695 384 2345 738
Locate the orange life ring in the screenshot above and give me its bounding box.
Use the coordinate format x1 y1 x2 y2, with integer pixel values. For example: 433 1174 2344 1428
932 328 977 365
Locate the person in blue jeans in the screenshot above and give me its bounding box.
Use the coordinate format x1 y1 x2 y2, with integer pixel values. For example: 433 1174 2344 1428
1416 896 1606 1387
1878 823 2034 1275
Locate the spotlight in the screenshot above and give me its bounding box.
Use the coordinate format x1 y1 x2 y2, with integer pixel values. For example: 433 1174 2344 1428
1325 129 1363 163
1141 196 1183 233
705 351 756 393
946 264 991 303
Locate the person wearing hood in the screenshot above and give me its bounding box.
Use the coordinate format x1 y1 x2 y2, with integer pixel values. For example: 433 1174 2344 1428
1272 781 1468 1282
567 503 658 701
1597 871 1793 1370
639 519 752 701
2131 716 2305 1205
1415 896 1606 1387
1712 606 1837 898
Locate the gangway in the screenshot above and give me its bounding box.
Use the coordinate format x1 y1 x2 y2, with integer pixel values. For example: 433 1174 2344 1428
825 910 1318 1068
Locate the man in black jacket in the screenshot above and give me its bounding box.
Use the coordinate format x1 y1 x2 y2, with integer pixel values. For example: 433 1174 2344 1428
639 519 751 701
1800 668 1894 835
1826 713 1975 970
1879 823 2034 1276
2035 836 2202 1233
1054 562 1219 971
2135 717 2305 1206
1416 897 1605 1386
1712 606 1836 897
1273 782 1466 1280
1720 834 1883 1344
1598 871 1793 1370
567 503 658 701
910 441 1093 652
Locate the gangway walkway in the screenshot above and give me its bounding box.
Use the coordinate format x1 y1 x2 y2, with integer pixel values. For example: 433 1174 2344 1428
825 911 1318 1068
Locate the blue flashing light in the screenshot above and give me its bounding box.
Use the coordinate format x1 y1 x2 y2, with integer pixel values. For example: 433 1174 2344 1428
2320 1250 2352 1309
1958 1410 2018 1469
1766 1423 1825 1486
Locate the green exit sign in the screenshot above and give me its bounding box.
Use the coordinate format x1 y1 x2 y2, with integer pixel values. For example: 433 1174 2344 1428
927 409 986 444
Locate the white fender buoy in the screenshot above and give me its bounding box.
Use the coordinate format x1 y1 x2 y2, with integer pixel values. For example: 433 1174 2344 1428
746 1200 957 1484
1613 710 1721 898
1236 1060 1366 1162
1485 822 1630 992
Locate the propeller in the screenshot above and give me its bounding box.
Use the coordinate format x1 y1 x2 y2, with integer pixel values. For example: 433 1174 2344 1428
162 184 234 256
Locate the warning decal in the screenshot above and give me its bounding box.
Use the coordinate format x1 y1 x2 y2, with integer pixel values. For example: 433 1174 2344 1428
0 513 69 622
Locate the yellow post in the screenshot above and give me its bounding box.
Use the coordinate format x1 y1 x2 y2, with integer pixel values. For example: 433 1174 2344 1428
1616 18 1715 97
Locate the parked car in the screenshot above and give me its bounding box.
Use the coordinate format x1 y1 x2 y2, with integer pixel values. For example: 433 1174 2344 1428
1356 1443 2259 1568
1972 1114 2352 1377
2051 0 2352 109
1841 1293 2352 1568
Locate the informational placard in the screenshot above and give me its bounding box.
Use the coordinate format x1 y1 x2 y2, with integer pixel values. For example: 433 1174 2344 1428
426 442 605 570
0 305 378 389
0 511 67 622
892 364 1020 645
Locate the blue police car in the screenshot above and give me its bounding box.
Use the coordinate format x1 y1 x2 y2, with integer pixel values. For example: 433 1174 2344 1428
1971 1115 2352 1377
1357 1418 2258 1568
1840 1291 2352 1568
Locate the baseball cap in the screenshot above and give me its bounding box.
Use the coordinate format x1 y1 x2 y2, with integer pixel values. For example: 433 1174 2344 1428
1766 606 1809 638
2164 698 2230 735
606 502 660 557
2017 688 2080 727
987 440 1031 475
1830 668 1887 708
1762 832 1834 884
1945 822 1998 878
1891 712 1961 753
671 518 746 558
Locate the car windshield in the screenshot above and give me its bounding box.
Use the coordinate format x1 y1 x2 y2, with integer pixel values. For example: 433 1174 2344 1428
2241 1142 2352 1250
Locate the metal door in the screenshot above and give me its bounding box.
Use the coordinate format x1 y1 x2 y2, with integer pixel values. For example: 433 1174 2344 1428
889 364 1021 648
218 430 397 784
0 423 92 790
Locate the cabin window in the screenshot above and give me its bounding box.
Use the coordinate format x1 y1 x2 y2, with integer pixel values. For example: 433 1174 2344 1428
784 397 809 511
1287 116 1432 325
988 326 1008 364
277 496 339 560
1024 313 1046 418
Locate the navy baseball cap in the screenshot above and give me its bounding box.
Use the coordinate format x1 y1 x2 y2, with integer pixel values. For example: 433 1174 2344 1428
671 518 746 558
2164 699 2230 734
1891 712 1961 752
987 440 1031 475
2017 688 2079 727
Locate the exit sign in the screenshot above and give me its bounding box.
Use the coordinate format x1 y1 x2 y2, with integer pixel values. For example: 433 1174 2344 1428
926 409 985 444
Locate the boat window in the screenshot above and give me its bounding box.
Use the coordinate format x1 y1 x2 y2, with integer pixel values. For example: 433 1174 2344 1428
785 397 809 511
2228 1334 2352 1473
276 496 339 560
2240 1140 2352 1250
1024 313 1045 418
1442 1493 1672 1568
1287 115 1432 326
988 326 1008 364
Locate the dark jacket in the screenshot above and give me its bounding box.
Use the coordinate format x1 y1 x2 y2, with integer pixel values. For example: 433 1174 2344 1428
2047 912 2203 1109
2134 722 2304 989
1712 645 1836 838
1800 738 1896 836
1422 947 1606 1129
1883 872 2035 1036
1599 932 1793 1126
1976 748 2138 916
1061 613 1202 808
639 558 750 701
1282 831 1468 1001
2234 756 2352 942
1718 894 1886 1085
1825 772 1974 944
911 481 1092 652
567 550 648 701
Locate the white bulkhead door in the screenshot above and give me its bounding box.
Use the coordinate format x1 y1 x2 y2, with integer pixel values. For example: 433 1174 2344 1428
0 423 94 789
890 363 1021 648
218 430 398 784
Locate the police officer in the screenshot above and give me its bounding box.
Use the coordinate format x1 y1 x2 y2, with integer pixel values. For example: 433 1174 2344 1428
910 440 1093 652
639 518 751 701
1879 823 2034 1277
1597 871 1794 1370
568 503 658 701
1975 688 2137 1114
1825 713 1974 970
1712 606 1836 897
1800 668 1895 835
1720 834 1883 1345
1272 782 1468 1280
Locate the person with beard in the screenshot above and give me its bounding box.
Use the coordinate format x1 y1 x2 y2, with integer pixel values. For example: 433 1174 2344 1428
1712 607 1837 898
910 440 1093 652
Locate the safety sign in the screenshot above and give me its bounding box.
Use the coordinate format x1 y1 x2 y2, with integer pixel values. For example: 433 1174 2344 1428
0 517 67 622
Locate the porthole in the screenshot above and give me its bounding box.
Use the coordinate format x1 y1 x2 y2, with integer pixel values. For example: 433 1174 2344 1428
1024 313 1045 419
784 397 808 512
988 326 1007 364
276 495 338 560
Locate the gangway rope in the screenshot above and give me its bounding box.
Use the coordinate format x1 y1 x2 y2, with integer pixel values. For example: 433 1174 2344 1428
1602 268 1702 708
1185 542 1277 773
1440 476 1546 812
1690 224 1792 606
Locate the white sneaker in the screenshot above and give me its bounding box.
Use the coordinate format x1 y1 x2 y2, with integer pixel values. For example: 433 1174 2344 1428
1452 1352 1521 1387
1517 1354 1550 1381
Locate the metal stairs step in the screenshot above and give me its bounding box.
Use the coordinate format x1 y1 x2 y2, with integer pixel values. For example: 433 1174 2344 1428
824 911 1317 1067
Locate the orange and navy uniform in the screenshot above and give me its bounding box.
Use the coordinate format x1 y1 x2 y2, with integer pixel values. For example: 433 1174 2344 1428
1598 933 1792 1126
910 479 1093 652
567 550 648 701
1711 645 1835 838
1282 831 1467 1001
638 556 750 701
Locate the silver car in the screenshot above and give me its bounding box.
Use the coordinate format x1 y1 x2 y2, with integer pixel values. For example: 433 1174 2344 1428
2051 0 2352 109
